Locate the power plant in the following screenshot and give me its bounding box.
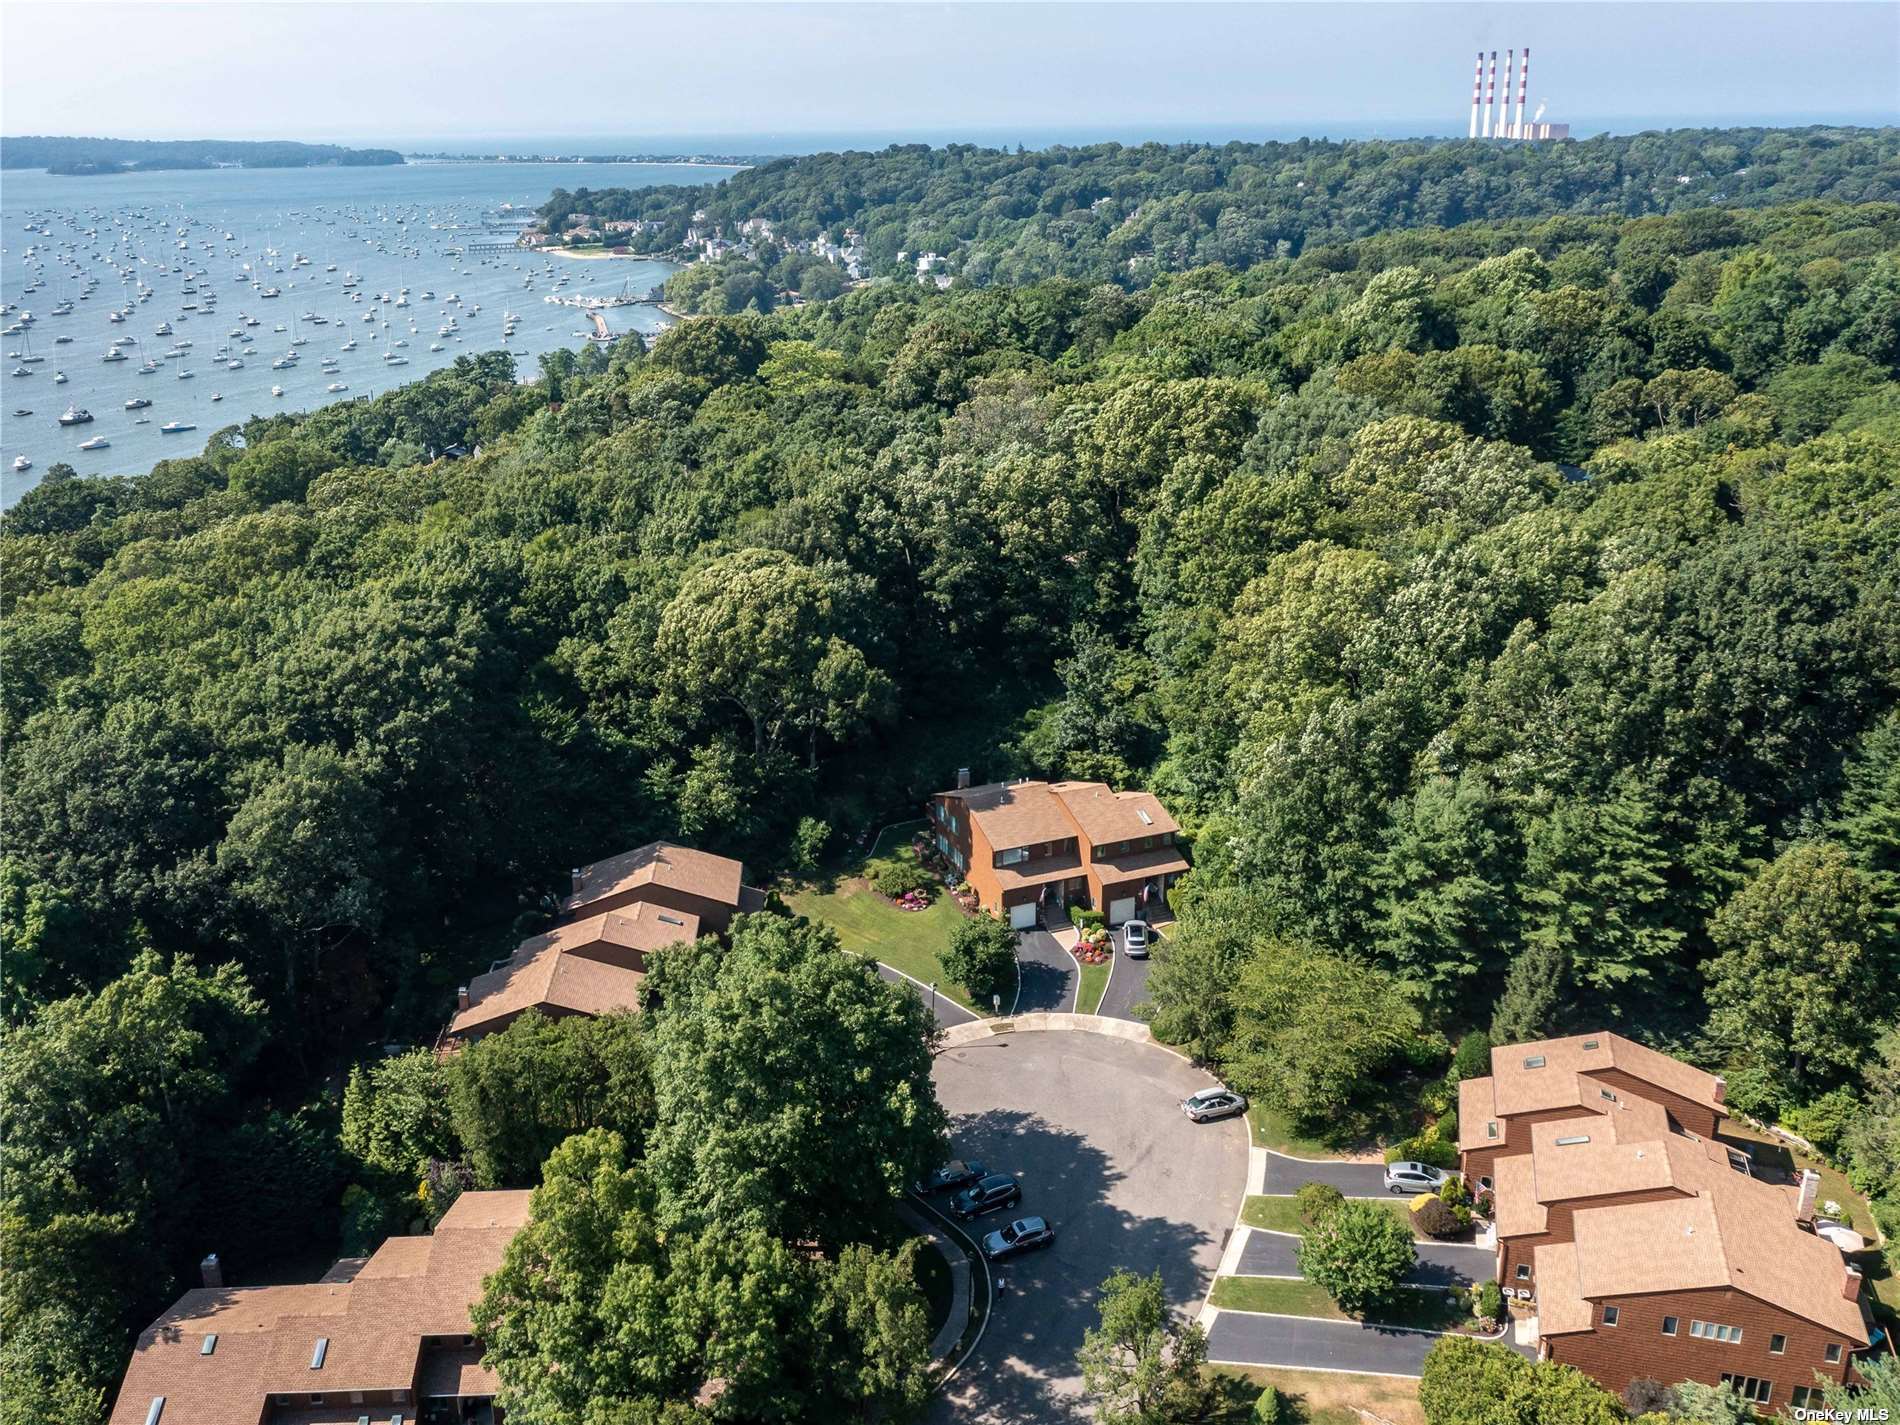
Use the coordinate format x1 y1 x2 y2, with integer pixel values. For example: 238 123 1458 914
1467 49 1570 141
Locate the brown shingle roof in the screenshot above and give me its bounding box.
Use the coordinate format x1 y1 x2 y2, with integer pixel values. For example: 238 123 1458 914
1457 1075 1499 1151
109 1190 531 1425
1089 845 1192 880
1049 781 1181 844
1493 1150 1547 1236
1489 1032 1727 1118
450 936 648 1038
1533 1239 1594 1335
562 840 745 916
941 781 1078 849
1565 1187 1867 1341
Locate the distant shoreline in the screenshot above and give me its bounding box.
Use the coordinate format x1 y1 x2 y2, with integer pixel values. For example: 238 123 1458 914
404 154 760 169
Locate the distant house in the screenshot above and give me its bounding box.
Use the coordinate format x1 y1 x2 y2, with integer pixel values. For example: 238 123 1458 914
1460 1032 1870 1410
108 1190 532 1425
928 776 1188 929
446 841 763 1041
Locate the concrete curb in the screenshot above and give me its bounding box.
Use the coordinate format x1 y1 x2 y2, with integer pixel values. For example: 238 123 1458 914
897 1201 971 1364
903 1193 996 1391
938 1010 1180 1051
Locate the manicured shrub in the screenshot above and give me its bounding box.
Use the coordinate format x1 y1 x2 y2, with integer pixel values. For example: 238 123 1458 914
1412 1195 1461 1238
1297 1200 1416 1311
942 914 1018 1004
1474 1279 1503 1322
1073 907 1107 931
868 857 933 900
1295 1180 1345 1226
1253 1384 1284 1425
1384 1134 1459 1170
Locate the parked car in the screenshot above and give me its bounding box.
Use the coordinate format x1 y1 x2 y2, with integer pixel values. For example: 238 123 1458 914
914 1159 987 1195
951 1173 1022 1220
982 1215 1055 1261
1181 1086 1248 1123
1384 1161 1453 1195
1122 920 1152 957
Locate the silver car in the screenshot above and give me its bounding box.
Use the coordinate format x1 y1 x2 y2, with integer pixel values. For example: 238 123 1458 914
1122 920 1152 957
1383 1161 1451 1195
1182 1086 1248 1123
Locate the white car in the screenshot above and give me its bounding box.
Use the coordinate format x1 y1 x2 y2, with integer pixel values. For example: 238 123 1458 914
1122 920 1151 957
1383 1161 1453 1195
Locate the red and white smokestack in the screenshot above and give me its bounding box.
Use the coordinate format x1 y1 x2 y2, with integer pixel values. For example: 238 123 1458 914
1515 48 1530 139
1469 52 1483 139
1502 51 1515 140
1483 51 1496 139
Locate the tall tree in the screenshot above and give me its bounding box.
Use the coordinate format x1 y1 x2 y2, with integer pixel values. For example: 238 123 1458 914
1078 1269 1220 1425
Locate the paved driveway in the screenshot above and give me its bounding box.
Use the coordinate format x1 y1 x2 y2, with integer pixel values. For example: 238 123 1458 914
929 1030 1248 1423
1013 929 1075 1014
1096 950 1152 1023
1207 1310 1452 1376
877 963 978 1029
1236 1229 1493 1288
1261 1151 1391 1197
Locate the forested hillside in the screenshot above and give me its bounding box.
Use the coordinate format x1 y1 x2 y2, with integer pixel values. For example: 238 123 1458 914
3 196 1898 1418
544 126 1900 282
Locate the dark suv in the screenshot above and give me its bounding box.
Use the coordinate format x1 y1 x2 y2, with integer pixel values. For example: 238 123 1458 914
950 1173 1022 1220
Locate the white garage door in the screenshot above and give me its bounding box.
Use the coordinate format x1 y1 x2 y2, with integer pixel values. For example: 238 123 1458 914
1108 897 1136 925
1009 901 1038 930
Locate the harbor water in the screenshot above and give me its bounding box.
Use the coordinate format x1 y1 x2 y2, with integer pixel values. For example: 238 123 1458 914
1 159 741 507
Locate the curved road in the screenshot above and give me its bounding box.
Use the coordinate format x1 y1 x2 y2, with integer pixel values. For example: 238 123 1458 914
929 1029 1248 1423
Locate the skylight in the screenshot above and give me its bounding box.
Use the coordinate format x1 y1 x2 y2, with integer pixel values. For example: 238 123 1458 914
200 1334 217 1356
144 1400 165 1425
310 1337 329 1370
1555 1134 1591 1146
1523 1055 1547 1068
1136 808 1153 825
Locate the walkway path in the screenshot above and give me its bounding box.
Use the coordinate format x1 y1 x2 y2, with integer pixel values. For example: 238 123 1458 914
898 1201 974 1364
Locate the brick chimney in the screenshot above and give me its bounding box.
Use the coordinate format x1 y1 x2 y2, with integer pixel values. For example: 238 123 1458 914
1845 1264 1863 1301
201 1253 223 1289
1712 1076 1727 1106
1796 1168 1821 1224
456 986 470 1012
956 768 971 790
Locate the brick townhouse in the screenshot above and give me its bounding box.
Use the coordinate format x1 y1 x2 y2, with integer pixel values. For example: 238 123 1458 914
927 775 1189 929
110 1189 531 1425
1461 1033 1872 1409
447 841 765 1042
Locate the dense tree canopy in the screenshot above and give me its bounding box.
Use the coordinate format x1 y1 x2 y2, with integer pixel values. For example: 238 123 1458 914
5 172 1899 1420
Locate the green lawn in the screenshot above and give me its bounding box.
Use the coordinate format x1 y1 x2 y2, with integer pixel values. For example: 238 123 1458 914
1249 1105 1354 1158
788 843 987 1015
1242 1195 1413 1236
1209 1277 1465 1332
1077 957 1110 1015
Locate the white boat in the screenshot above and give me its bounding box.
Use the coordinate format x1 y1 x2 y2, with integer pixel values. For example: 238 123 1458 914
125 397 151 410
57 405 92 425
211 392 222 401
326 382 348 392
176 369 193 380
54 371 67 383
271 384 284 397
102 348 128 361
160 420 196 434
78 435 109 451
12 454 30 472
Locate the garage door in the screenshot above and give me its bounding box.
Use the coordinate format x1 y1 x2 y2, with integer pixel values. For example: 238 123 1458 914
1108 897 1136 925
1009 901 1038 930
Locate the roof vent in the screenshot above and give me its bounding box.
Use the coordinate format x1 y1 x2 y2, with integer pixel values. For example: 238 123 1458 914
144 1399 166 1425
200 1334 218 1356
310 1337 329 1370
660 913 684 926
1555 1134 1590 1146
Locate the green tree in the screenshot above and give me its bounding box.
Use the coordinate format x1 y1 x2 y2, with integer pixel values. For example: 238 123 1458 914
1295 1200 1415 1313
1225 941 1419 1126
444 1010 655 1188
341 1047 458 1181
1490 938 1570 1044
1705 843 1883 1099
643 915 949 1248
1078 1268 1220 1425
942 914 1019 1006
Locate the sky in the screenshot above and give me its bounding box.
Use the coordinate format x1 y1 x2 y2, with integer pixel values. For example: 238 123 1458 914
2 1 1895 150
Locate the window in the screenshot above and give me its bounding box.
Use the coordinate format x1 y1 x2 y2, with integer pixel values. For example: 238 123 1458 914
1515 1264 1531 1281
1770 1334 1787 1355
1486 1121 1500 1139
1599 1088 1618 1102
1601 1305 1620 1327
1661 1316 1678 1336
1524 1055 1547 1068
998 847 1027 866
1690 1320 1744 1344
1793 1387 1824 1409
1825 1343 1843 1364
1720 1375 1772 1406
1478 1176 1493 1191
